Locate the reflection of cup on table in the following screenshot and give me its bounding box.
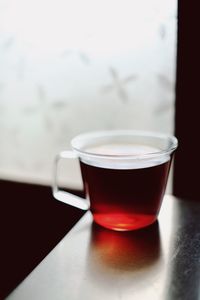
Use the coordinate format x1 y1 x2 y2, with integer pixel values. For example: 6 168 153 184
89 221 161 271
53 130 178 231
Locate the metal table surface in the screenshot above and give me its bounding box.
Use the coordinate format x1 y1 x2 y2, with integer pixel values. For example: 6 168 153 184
6 195 200 300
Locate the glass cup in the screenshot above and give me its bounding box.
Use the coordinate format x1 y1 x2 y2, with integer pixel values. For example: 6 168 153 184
52 130 178 231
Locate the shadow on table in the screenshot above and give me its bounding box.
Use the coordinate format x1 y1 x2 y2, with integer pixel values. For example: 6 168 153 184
89 221 161 271
0 180 85 300
86 220 163 295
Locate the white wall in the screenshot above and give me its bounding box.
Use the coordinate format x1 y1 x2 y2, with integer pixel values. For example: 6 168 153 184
0 0 177 188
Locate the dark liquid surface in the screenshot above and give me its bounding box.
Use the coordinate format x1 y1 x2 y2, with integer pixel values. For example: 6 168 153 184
80 160 170 231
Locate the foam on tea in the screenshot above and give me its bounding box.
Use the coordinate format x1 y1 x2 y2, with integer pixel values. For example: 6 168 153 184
81 143 169 170
87 143 159 155
80 143 171 231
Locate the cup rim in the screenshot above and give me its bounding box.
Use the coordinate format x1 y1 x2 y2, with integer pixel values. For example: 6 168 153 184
71 129 178 160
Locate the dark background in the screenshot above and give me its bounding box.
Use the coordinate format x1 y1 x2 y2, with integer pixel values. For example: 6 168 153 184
173 1 200 200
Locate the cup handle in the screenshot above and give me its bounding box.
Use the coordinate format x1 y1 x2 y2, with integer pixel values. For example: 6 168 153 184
52 151 89 210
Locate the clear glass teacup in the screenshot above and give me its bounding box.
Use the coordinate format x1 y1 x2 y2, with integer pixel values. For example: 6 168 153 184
53 130 178 231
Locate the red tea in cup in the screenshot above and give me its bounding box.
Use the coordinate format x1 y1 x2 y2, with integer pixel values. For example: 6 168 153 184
80 143 171 231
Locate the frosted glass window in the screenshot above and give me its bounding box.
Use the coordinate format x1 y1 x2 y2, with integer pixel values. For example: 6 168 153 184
0 0 177 187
